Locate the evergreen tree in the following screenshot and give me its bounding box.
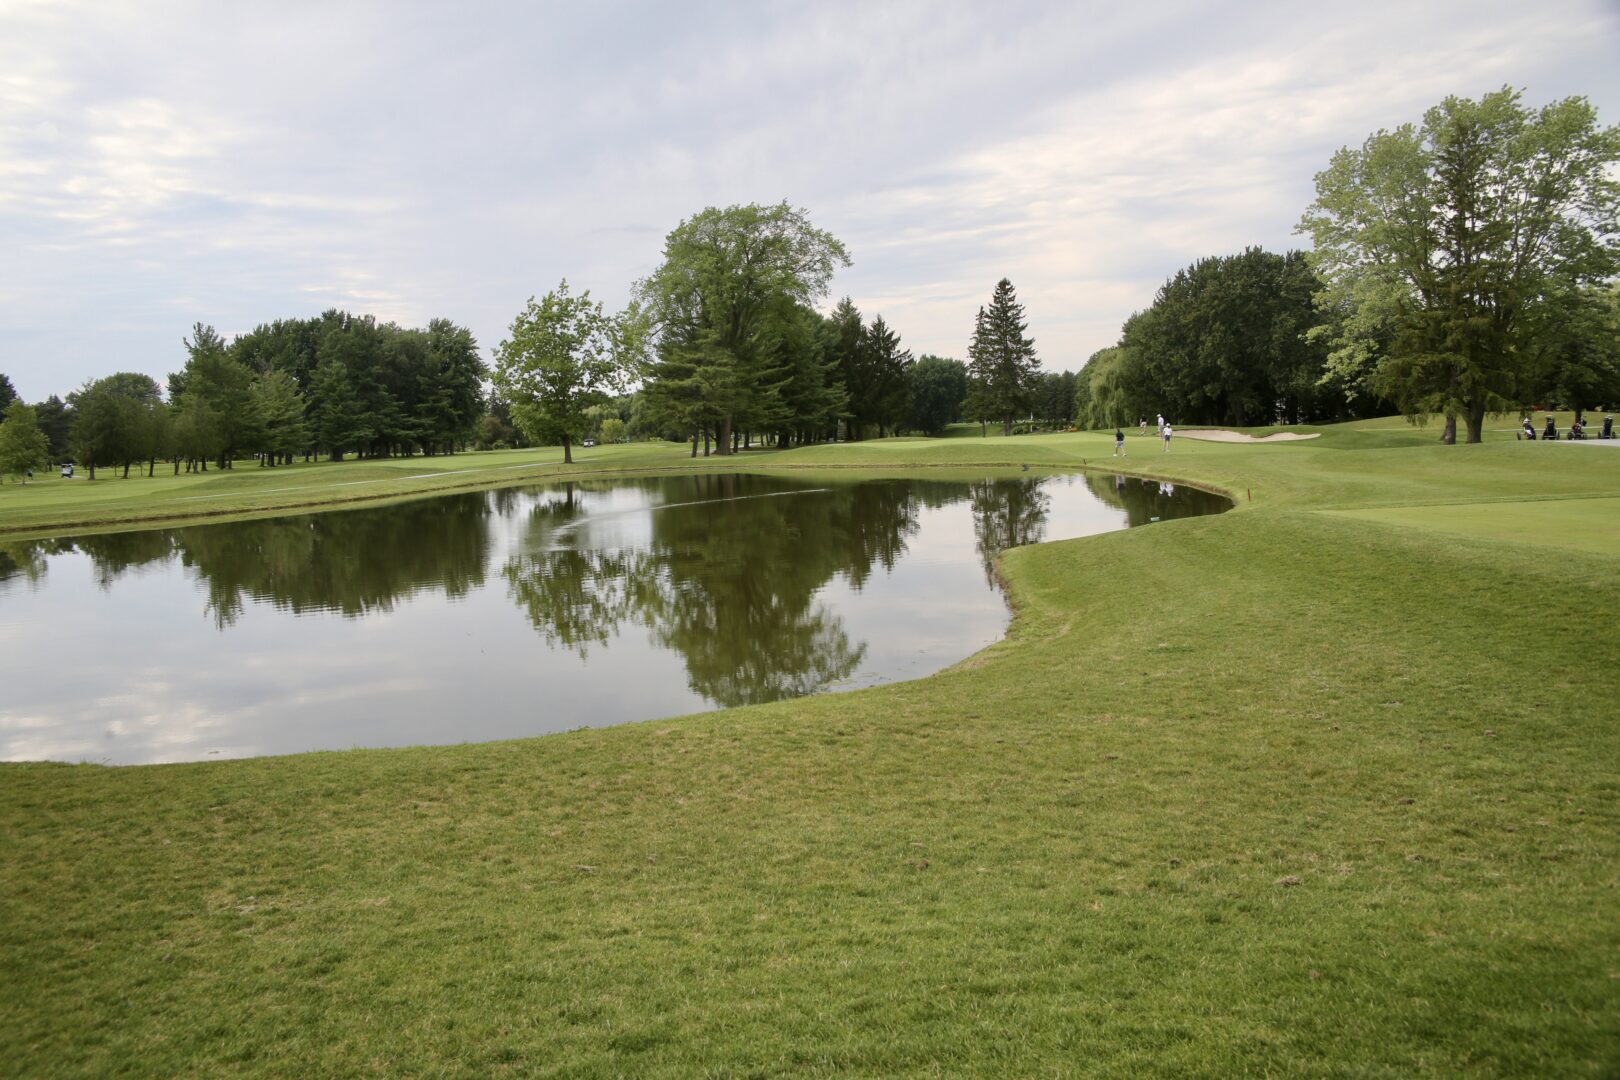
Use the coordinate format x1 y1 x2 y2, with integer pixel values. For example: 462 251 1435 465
420 318 486 454
34 395 73 461
967 279 1041 436
252 370 308 466
825 298 870 439
176 323 262 468
763 302 845 447
307 357 371 460
863 315 912 437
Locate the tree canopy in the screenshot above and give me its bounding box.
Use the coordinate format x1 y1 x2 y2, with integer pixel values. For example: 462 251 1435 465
1299 87 1620 441
493 281 634 464
907 355 969 435
637 203 850 455
0 400 49 483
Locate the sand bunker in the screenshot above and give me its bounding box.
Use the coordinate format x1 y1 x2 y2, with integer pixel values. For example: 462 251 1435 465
1177 429 1320 443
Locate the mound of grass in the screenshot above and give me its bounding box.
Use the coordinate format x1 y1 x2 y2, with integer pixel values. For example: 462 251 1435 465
3 419 1618 1075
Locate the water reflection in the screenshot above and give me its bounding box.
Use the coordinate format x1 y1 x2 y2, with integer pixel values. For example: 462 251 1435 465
502 475 926 705
968 477 1052 587
1082 472 1227 526
0 472 1227 763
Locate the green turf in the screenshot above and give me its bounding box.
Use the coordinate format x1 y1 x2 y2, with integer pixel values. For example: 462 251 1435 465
3 421 1618 1076
1329 494 1620 557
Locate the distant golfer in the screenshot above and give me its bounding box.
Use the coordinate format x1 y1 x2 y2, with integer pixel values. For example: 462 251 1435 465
1138 416 1148 435
1161 422 1173 451
1114 427 1126 457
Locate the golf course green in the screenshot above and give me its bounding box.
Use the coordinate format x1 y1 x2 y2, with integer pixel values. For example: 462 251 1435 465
3 419 1617 1076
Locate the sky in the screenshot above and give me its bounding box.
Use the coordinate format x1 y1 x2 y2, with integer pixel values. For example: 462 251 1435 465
2 0 1618 403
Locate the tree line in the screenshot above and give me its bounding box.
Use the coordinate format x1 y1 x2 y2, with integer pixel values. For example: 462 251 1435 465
18 84 1594 476
491 202 1070 460
1080 87 1619 440
0 311 486 481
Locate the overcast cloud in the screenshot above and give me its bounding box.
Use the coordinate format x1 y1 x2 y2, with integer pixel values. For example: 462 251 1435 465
2 0 1617 402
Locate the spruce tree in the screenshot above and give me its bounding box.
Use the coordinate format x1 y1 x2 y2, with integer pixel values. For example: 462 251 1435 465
863 315 913 437
967 279 1041 436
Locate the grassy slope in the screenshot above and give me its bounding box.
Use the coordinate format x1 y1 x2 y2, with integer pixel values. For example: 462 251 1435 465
3 425 1618 1077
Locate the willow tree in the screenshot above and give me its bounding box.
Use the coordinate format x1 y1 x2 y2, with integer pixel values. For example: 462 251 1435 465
1299 87 1620 443
637 203 849 456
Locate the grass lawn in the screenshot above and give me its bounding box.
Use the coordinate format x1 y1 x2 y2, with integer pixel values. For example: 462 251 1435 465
3 422 1618 1076
0 443 717 540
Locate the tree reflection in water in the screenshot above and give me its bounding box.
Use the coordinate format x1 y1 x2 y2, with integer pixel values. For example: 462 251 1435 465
10 471 1221 718
967 476 1052 587
503 475 926 706
30 496 496 628
1083 472 1230 526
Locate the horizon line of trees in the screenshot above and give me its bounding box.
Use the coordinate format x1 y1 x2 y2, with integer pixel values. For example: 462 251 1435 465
1079 87 1617 439
16 84 1608 473
489 202 1068 461
0 310 487 481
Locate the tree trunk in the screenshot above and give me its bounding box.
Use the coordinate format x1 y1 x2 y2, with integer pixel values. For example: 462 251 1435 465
1441 413 1457 445
715 415 733 456
122 461 131 479
690 433 698 458
1465 403 1485 444
562 435 573 465
1002 417 1013 437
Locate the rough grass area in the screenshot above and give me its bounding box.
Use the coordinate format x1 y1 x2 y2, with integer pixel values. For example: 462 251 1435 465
3 421 1618 1076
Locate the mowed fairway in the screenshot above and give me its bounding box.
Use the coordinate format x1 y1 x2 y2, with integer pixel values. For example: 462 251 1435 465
2 424 1618 1076
1329 492 1620 557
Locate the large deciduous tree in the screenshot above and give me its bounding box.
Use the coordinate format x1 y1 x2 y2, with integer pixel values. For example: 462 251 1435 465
1119 248 1331 425
907 355 968 435
1299 87 1620 443
0 400 49 483
638 203 850 456
967 278 1041 436
1526 282 1620 418
69 373 165 479
494 280 633 464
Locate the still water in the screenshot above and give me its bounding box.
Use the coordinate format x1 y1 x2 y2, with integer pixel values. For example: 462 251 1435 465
0 472 1226 764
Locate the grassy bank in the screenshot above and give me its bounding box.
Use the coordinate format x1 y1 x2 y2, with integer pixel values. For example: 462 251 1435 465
3 424 1618 1076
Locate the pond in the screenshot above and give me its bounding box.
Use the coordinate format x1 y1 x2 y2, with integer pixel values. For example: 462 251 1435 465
0 472 1227 764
